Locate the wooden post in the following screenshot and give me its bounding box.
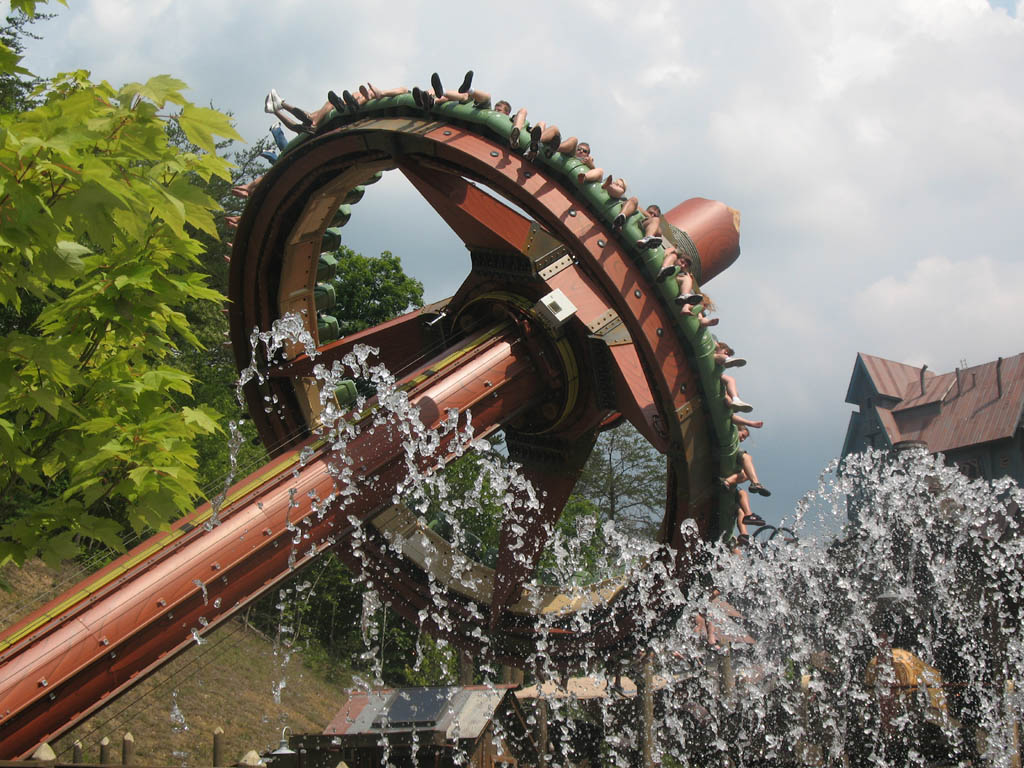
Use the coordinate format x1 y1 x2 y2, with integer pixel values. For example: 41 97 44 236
459 649 474 685
72 740 83 764
637 652 655 768
99 736 111 765
121 732 135 765
501 665 524 687
213 726 225 767
537 697 549 767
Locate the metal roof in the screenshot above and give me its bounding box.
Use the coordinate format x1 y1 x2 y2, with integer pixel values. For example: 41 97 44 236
323 685 518 740
853 352 1024 453
855 353 930 401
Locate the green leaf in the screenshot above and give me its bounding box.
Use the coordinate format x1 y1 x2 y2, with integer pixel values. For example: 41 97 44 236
182 406 221 435
123 75 188 109
176 105 244 155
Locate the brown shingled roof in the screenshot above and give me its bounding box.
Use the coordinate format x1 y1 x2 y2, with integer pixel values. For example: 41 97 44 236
858 353 931 400
861 353 1024 453
894 373 956 412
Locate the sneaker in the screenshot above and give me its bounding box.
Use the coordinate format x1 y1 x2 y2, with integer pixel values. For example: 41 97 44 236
723 356 747 368
458 70 474 93
730 397 754 413
748 483 771 497
328 90 347 113
612 212 626 230
431 72 444 98
637 235 662 250
342 89 360 110
657 266 676 281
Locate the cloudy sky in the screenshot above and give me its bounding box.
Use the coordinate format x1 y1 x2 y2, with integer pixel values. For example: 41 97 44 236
12 0 1024 528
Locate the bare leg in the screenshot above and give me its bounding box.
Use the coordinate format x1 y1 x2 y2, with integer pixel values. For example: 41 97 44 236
736 490 752 535
510 108 528 148
722 373 740 402
275 111 308 134
602 176 627 198
677 271 696 295
732 414 764 429
616 196 639 227
309 101 335 129
577 166 604 184
540 125 562 150
740 452 761 487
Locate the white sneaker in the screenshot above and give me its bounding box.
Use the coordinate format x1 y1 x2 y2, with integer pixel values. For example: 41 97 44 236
723 356 747 368
730 397 754 413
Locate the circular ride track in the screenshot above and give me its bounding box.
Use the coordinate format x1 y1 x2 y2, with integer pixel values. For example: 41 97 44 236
231 92 743 665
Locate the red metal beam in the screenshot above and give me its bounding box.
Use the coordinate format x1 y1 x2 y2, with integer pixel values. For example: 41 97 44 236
398 158 536 253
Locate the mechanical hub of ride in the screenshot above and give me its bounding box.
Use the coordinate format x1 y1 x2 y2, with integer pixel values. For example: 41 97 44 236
0 87 747 760
230 92 744 663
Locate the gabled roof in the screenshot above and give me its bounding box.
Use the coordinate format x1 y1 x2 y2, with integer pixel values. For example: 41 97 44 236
846 353 930 405
894 373 956 412
324 684 519 739
847 352 1024 454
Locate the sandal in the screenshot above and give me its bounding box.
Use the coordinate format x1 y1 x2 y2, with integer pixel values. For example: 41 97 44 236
742 513 766 527
748 483 771 497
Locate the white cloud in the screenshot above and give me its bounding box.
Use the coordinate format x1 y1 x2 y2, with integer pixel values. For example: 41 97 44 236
12 0 1024 523
856 255 1024 368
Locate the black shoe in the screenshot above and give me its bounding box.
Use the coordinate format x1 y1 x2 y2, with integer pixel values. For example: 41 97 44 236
742 514 766 527
458 70 473 93
431 72 444 98
412 86 424 107
748 483 771 497
328 90 346 113
657 266 676 281
421 91 435 110
529 124 542 154
342 90 359 110
612 212 625 230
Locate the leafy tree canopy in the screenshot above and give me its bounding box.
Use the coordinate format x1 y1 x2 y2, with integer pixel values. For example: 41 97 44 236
0 13 244 566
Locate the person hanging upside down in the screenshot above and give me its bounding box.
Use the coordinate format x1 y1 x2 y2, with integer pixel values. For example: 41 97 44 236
721 372 753 412
264 89 312 134
714 341 747 369
658 247 703 309
721 426 771 498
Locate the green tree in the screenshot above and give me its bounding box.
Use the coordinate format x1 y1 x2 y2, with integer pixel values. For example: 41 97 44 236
0 20 243 565
331 246 425 335
571 421 665 537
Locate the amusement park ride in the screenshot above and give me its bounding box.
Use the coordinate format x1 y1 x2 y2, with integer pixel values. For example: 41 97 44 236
0 88 744 757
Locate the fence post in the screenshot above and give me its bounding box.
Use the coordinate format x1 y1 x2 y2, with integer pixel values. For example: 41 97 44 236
99 736 111 765
213 726 225 767
121 732 135 765
637 652 655 768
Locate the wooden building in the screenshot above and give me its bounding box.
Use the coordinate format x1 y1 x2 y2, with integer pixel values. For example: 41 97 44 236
842 352 1024 483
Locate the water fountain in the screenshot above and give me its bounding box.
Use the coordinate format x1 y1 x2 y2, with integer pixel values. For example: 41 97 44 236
1 87 1021 768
